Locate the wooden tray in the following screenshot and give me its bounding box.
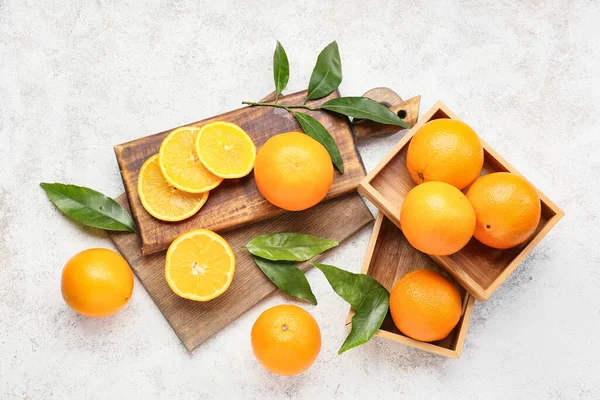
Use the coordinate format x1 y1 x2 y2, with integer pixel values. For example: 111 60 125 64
115 89 420 255
358 102 564 301
109 193 374 352
347 213 475 358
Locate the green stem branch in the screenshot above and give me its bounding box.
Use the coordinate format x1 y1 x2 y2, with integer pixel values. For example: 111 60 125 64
242 101 319 112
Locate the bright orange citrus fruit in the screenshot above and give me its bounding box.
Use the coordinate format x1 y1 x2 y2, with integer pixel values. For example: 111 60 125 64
466 172 541 249
390 270 462 342
400 181 476 255
195 121 256 179
138 154 208 221
406 119 484 190
165 229 235 301
251 304 321 376
159 126 223 193
61 248 134 318
254 132 333 211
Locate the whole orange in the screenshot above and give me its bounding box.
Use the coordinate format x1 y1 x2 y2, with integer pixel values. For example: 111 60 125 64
254 132 334 211
390 270 462 342
466 172 541 249
251 304 321 376
400 181 476 255
61 248 134 318
406 119 484 190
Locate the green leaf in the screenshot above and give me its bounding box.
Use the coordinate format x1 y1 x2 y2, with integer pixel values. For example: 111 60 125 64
320 97 410 129
339 287 389 354
273 41 289 102
313 263 387 310
315 263 390 353
252 256 317 305
293 112 344 173
306 41 342 100
40 183 136 232
245 233 338 261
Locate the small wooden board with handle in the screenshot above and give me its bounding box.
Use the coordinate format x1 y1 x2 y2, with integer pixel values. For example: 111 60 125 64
115 89 420 255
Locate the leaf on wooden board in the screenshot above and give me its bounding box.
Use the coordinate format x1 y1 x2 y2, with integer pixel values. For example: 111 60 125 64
306 41 342 100
320 96 410 129
293 112 344 173
313 263 387 310
273 41 289 102
40 182 136 232
252 255 317 305
339 287 389 354
245 233 338 262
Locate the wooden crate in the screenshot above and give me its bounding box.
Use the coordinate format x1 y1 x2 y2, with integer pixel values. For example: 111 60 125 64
346 213 475 358
358 101 564 301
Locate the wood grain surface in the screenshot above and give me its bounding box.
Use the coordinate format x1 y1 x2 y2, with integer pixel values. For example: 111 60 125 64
358 101 564 301
108 193 374 352
346 213 474 358
115 90 366 255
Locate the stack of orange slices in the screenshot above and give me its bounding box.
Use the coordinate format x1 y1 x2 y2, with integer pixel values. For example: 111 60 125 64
137 121 254 302
138 121 256 221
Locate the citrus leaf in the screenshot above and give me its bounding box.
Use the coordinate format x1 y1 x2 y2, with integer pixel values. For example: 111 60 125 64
273 41 289 102
306 41 342 100
245 233 338 261
339 287 389 354
320 97 410 129
40 182 136 232
313 263 387 310
252 256 317 305
293 112 344 173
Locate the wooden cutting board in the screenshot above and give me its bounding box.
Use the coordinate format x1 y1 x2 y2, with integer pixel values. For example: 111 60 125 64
115 89 420 255
108 88 419 351
108 193 374 352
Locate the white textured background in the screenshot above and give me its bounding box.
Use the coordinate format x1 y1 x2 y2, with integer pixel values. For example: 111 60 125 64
1 0 598 398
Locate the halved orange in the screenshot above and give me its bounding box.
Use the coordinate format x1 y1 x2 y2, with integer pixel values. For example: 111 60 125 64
165 229 236 301
159 126 223 193
138 154 208 221
195 121 256 179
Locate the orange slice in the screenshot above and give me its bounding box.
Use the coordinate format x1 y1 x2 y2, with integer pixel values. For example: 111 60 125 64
165 229 236 301
138 154 208 221
159 126 223 193
195 121 256 178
